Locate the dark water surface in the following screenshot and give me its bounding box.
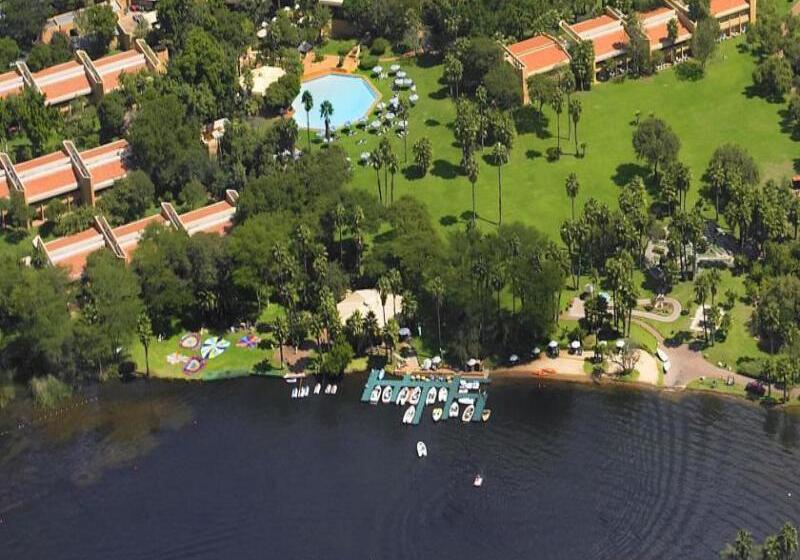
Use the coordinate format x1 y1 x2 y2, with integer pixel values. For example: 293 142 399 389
1 376 800 559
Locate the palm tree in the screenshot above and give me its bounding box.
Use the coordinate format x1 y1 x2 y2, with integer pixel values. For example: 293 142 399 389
565 172 580 221
398 97 410 162
273 315 289 369
387 151 399 203
377 275 392 327
371 148 383 204
388 269 402 316
319 100 334 143
301 90 314 152
351 205 364 275
426 276 445 355
137 312 153 379
492 142 508 225
569 98 582 155
694 274 709 343
334 203 346 262
551 90 564 155
464 152 479 226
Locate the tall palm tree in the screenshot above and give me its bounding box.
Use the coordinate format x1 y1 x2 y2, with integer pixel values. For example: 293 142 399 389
464 152 479 226
351 205 364 275
273 315 289 369
377 275 392 326
388 269 402 316
426 277 445 355
693 274 709 343
370 149 383 204
301 90 314 152
319 100 334 143
492 142 508 225
334 202 346 262
565 172 580 221
569 98 582 155
551 90 564 155
397 97 410 162
387 151 398 203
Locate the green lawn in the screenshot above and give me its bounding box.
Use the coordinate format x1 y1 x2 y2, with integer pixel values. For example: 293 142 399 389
129 330 278 381
327 38 798 245
687 377 748 397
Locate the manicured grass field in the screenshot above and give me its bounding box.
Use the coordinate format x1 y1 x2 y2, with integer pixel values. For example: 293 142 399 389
687 377 748 397
328 38 796 242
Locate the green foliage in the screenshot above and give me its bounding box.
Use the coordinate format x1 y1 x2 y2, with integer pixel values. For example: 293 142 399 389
752 55 793 101
413 137 433 176
317 339 354 376
97 92 126 144
0 0 49 49
178 178 208 211
457 36 503 95
53 206 100 237
359 54 379 71
675 59 705 81
370 37 390 56
569 40 594 91
483 62 522 110
263 72 300 112
25 33 72 72
30 375 72 409
7 89 61 156
5 191 33 230
692 17 720 68
62 102 99 150
632 116 681 180
75 3 117 57
0 37 20 69
99 170 155 225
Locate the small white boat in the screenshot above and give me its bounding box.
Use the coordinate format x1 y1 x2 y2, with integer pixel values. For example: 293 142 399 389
403 405 416 424
409 386 422 405
324 384 331 394
432 407 443 422
370 385 381 404
438 387 447 402
656 348 668 362
314 383 321 395
285 377 298 384
481 409 492 422
426 387 437 405
473 475 484 487
291 387 298 398
381 385 393 404
458 397 475 405
397 386 409 405
416 441 427 458
462 404 475 423
331 385 338 395
449 402 459 418
301 386 309 398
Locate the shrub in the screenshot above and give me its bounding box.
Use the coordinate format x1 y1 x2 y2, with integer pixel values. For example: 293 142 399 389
483 62 522 109
546 146 561 161
370 37 390 56
30 376 72 409
359 54 378 71
313 49 325 63
0 383 14 410
675 59 704 81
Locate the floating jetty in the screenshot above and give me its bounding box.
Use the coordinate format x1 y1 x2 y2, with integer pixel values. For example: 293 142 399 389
360 369 490 425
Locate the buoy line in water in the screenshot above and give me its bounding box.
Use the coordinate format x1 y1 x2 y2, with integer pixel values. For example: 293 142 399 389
0 395 100 438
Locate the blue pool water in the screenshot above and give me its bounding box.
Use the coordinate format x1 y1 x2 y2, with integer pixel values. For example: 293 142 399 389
292 74 378 130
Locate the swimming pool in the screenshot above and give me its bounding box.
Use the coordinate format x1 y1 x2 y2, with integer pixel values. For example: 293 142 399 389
292 74 379 130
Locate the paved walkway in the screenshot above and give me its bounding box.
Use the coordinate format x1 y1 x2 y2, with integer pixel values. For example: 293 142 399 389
564 297 682 323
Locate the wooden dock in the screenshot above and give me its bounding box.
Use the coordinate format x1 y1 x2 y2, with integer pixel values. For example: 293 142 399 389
360 369 490 425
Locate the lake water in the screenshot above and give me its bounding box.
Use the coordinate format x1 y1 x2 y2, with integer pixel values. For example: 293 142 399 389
1 376 799 559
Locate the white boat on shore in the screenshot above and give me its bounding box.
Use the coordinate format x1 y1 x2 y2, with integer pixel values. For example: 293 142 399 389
432 407 443 422
426 387 437 405
409 386 422 405
461 404 475 422
291 387 298 398
416 441 427 458
397 386 409 405
403 405 416 424
331 384 338 395
370 385 381 404
449 402 459 418
314 383 321 395
438 387 447 402
381 385 393 404
481 409 492 422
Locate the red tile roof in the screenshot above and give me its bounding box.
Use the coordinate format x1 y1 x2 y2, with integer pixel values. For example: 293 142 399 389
710 0 750 17
568 13 628 61
112 213 166 258
15 151 77 204
80 140 131 190
180 201 236 235
639 7 692 48
0 171 9 199
94 50 148 92
0 70 24 100
506 34 570 76
32 61 91 105
44 226 106 279
571 14 618 34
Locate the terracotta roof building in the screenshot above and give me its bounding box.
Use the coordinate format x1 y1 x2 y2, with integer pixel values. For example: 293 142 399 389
708 0 756 35
33 190 240 280
0 39 164 105
503 34 571 103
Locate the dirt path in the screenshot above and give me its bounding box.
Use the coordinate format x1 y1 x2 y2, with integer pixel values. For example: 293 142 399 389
564 297 682 323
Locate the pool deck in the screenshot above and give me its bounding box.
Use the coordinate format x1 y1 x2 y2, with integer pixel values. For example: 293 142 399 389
360 369 490 425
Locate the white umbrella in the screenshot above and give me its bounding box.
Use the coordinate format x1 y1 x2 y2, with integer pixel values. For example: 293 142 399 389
548 340 558 349
402 78 413 87
394 78 404 88
376 101 386 111
422 358 432 370
370 120 381 129
397 120 407 130
409 94 419 104
432 356 442 365
616 339 626 349
533 347 541 355
570 340 580 349
397 70 407 79
509 354 519 363
360 152 371 162
467 358 478 367
389 96 399 107
372 66 383 75
390 64 401 73
385 112 395 120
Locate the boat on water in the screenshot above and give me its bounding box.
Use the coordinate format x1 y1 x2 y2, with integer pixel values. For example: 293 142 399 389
425 387 437 405
291 387 298 399
432 408 443 422
416 441 427 458
285 377 298 384
458 397 475 405
381 385 393 404
313 383 321 395
409 386 422 405
324 384 331 394
403 405 416 424
462 404 475 422
370 385 381 404
473 475 484 487
438 387 447 402
449 401 459 418
397 386 409 405
331 384 338 395
481 409 492 422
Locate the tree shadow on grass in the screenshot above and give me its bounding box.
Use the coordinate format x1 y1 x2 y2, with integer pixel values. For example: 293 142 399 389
525 149 543 160
439 215 459 227
417 53 441 68
429 87 449 101
431 159 460 179
777 107 800 141
459 210 474 222
403 165 423 180
612 162 650 187
793 158 800 174
664 330 692 348
425 118 441 127
513 105 551 139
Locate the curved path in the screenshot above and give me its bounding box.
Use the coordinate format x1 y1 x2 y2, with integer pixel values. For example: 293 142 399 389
564 297 682 323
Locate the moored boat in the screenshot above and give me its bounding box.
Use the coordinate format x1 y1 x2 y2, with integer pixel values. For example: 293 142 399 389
426 387 437 405
370 385 381 404
397 386 409 405
409 386 422 405
462 404 475 422
403 405 416 424
449 401 459 418
438 387 447 402
481 409 492 422
381 385 393 403
473 474 484 487
416 441 427 458
432 407 443 422
331 384 338 395
324 384 331 394
314 383 321 395
291 387 298 399
458 397 475 405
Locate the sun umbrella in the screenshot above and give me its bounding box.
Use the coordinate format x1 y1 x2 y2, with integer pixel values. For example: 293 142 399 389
570 340 581 349
201 337 230 360
372 66 383 75
396 70 407 79
376 101 387 111
467 358 478 367
432 356 442 365
394 78 404 88
370 120 381 129
180 332 200 349
409 94 419 104
183 356 205 376
422 358 432 370
616 339 626 349
390 64 401 73
509 354 519 363
398 327 412 337
548 340 558 349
